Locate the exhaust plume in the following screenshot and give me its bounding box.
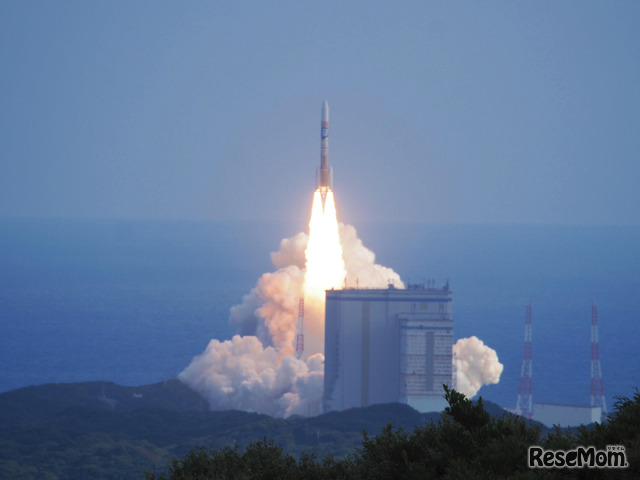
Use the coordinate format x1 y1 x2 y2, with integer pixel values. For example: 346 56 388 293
180 199 501 416
180 211 407 416
179 335 324 417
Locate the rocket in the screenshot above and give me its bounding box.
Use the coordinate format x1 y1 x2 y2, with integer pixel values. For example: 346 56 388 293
317 100 332 190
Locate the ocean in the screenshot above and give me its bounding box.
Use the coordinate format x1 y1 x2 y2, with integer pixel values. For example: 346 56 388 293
1 219 638 412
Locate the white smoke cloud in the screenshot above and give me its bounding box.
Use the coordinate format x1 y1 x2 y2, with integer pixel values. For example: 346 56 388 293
453 336 504 398
229 265 303 356
178 335 324 417
270 232 308 270
340 223 404 289
227 223 403 360
181 222 403 417
180 223 502 417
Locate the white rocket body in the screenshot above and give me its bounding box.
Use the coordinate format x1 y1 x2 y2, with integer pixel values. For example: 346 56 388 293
317 101 332 190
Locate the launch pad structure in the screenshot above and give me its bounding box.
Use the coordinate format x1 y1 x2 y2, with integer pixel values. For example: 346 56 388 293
322 282 454 414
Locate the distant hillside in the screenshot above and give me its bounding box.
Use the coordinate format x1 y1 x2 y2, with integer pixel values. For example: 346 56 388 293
0 380 515 480
0 379 207 426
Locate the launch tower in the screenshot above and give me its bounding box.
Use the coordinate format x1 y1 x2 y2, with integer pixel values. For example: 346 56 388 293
590 304 607 420
516 303 533 419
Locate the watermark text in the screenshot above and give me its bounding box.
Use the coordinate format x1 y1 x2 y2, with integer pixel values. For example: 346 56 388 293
528 445 628 469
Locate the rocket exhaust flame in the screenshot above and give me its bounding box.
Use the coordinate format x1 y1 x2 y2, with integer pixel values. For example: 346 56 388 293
304 189 346 303
298 188 346 357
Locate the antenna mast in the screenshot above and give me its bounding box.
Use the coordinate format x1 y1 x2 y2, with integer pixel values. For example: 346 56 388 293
590 304 607 420
295 298 305 359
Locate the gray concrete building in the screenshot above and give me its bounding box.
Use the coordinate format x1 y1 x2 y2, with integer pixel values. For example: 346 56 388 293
323 283 453 413
533 403 603 427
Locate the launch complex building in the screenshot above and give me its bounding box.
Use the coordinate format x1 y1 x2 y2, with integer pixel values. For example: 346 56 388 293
322 283 454 413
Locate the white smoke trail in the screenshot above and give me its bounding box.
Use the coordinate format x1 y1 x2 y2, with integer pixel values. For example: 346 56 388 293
453 336 504 398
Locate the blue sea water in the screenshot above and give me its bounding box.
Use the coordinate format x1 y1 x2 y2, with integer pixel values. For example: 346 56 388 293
0 219 638 412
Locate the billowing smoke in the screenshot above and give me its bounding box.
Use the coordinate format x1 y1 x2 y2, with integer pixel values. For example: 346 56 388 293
179 222 502 416
453 336 504 398
178 335 324 417
340 224 403 289
180 222 401 417
226 223 403 359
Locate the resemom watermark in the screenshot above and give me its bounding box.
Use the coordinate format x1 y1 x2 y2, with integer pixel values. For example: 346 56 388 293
528 445 628 469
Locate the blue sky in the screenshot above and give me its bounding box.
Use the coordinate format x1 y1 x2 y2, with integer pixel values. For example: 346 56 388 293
1 1 638 225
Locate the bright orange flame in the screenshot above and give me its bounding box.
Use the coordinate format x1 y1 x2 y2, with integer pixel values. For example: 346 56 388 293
304 189 346 303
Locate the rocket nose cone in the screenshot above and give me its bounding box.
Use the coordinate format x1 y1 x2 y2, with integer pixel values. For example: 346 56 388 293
322 101 329 123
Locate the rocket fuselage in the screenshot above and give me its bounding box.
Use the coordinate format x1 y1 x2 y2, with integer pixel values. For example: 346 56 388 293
318 101 331 188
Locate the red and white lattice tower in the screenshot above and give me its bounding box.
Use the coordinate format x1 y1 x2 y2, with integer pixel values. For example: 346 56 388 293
590 304 607 417
295 298 305 359
516 303 533 419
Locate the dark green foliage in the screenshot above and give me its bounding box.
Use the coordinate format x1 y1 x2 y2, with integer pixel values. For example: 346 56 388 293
2 381 638 479
347 385 543 479
572 389 640 479
0 381 435 479
143 441 359 480
147 386 640 479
